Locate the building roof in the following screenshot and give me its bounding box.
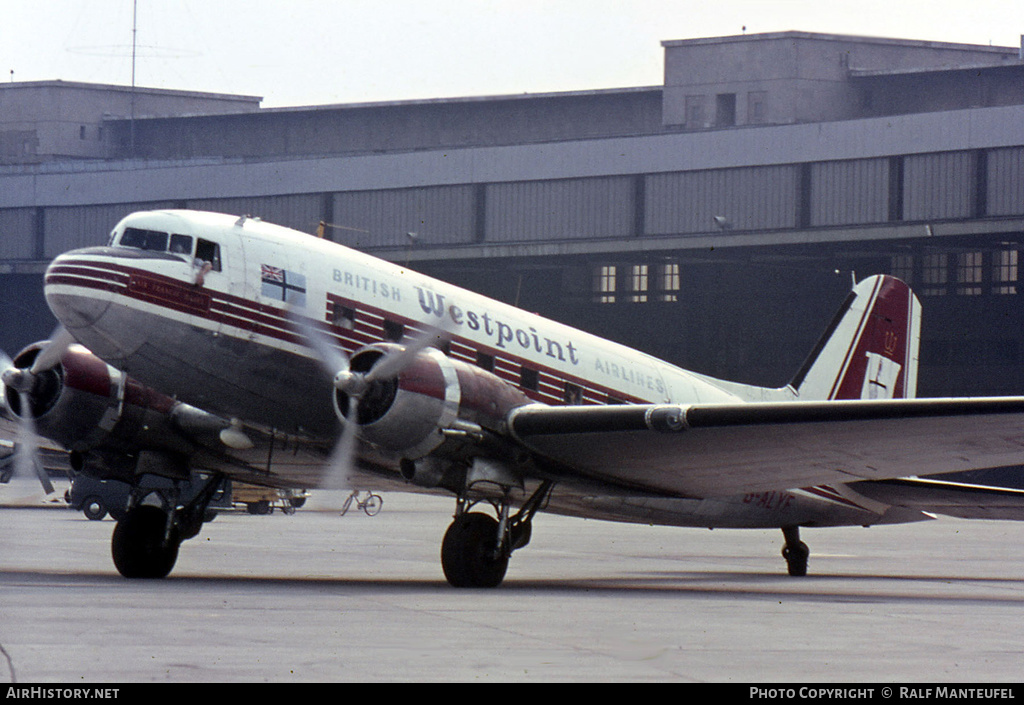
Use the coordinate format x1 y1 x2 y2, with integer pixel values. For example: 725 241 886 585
0 79 263 105
661 30 1020 56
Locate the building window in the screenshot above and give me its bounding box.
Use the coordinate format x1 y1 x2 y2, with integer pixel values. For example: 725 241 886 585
685 95 707 129
594 265 617 303
890 255 914 284
748 91 768 124
658 262 680 302
921 253 948 296
716 93 737 127
956 252 983 296
630 264 649 303
861 90 875 114
993 249 1018 295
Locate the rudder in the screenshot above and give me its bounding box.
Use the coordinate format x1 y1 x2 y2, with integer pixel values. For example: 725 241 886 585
789 275 920 401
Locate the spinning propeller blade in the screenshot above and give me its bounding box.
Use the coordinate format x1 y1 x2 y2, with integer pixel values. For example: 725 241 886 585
29 326 75 375
287 308 451 490
13 391 54 495
0 332 70 495
364 325 449 383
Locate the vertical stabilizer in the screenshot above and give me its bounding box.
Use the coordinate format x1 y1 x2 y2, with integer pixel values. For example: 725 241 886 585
789 275 920 401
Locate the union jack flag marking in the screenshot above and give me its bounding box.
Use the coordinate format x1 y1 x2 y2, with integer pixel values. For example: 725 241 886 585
261 264 285 284
261 263 306 306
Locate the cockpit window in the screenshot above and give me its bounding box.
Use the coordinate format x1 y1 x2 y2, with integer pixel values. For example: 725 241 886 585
116 228 197 260
169 234 193 255
120 227 169 251
115 226 221 275
195 238 222 272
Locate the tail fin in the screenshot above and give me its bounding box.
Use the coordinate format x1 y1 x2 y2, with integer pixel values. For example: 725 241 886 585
789 275 920 401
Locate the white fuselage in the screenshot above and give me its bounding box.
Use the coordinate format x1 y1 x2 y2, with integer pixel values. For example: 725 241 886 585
43 210 914 529
47 211 784 426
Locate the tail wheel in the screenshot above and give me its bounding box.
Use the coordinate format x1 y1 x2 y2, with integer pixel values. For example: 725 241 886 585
111 506 180 579
441 512 508 588
782 541 809 577
82 496 107 521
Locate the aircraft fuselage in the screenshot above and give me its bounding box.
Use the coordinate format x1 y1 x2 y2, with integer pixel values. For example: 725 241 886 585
40 210 921 531
45 211 766 434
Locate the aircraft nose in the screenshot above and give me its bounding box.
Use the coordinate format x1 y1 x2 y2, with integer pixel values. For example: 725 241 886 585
44 251 113 331
40 249 142 366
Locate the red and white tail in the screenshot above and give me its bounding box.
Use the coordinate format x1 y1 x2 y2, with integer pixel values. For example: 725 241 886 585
790 275 921 401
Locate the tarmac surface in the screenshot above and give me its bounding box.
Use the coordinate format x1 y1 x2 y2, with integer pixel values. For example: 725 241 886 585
2 481 1024 683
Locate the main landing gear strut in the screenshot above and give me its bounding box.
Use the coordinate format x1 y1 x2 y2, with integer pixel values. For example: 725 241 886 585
441 480 553 588
781 525 809 577
111 474 227 578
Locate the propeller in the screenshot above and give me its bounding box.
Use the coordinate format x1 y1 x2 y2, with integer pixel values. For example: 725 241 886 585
0 327 75 495
12 389 54 495
0 367 54 495
28 327 75 375
288 310 450 490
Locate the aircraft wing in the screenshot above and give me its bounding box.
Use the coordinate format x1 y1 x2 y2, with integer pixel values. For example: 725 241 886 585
507 397 1024 498
851 477 1024 521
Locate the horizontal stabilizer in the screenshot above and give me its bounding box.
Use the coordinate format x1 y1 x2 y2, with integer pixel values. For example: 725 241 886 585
853 477 1024 521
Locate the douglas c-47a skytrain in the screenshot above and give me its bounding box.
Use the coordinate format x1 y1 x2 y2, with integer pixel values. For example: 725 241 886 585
5 209 1024 586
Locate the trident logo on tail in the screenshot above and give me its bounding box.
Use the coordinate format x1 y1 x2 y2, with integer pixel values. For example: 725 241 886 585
791 275 921 401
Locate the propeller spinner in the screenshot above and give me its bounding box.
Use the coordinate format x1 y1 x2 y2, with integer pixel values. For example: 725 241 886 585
289 311 449 489
0 328 75 494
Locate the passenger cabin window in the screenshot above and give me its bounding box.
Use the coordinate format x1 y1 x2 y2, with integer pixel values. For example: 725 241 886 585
564 383 583 405
195 239 222 272
333 306 357 330
476 351 494 372
383 320 405 343
520 366 539 392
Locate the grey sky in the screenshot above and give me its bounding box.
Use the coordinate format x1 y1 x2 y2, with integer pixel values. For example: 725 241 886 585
4 0 1023 107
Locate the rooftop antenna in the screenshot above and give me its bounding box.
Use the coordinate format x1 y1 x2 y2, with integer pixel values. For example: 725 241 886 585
130 0 137 157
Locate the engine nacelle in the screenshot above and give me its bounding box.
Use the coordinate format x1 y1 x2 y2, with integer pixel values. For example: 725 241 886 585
337 343 532 460
2 342 221 480
3 343 127 452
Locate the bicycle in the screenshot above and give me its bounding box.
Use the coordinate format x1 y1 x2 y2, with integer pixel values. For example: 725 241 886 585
339 490 383 517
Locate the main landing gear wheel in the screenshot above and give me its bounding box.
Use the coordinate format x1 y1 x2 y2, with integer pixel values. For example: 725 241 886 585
781 526 809 577
441 512 509 588
111 505 180 579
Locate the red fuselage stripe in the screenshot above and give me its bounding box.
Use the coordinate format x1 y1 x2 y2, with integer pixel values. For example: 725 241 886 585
47 258 649 407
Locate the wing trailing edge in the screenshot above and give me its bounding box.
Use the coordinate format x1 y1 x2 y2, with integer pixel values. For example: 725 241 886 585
507 397 1024 498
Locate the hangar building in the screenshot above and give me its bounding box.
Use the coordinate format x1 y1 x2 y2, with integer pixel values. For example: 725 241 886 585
3 31 1024 396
